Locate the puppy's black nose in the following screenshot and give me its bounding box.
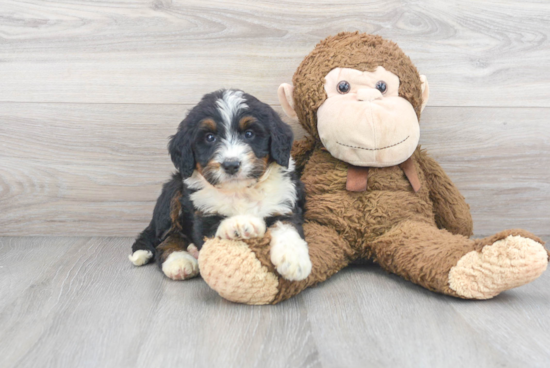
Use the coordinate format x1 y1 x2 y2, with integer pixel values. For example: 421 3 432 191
221 160 241 175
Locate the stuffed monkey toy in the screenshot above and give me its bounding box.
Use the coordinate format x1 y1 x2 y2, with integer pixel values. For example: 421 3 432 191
198 32 549 305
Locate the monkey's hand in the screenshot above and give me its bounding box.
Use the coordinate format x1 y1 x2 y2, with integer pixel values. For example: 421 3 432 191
417 148 473 237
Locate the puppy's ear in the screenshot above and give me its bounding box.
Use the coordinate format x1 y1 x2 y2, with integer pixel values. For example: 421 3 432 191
168 123 195 178
269 109 294 168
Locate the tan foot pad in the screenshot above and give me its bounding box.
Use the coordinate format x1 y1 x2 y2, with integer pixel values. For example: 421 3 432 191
198 238 279 305
449 235 548 299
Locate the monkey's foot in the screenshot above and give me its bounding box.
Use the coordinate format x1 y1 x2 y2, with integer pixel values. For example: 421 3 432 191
199 237 279 305
449 235 548 299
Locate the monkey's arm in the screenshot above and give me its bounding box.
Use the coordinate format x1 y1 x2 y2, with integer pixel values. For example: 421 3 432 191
291 135 317 176
416 148 473 237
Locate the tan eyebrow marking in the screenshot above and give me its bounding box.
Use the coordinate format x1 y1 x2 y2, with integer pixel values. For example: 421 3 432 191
239 116 256 130
200 118 217 131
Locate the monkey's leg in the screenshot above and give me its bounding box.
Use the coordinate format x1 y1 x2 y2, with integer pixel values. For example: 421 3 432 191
370 221 548 299
156 233 200 281
199 222 355 305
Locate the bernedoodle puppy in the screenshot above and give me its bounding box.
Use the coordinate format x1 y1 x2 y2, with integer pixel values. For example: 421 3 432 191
129 89 312 282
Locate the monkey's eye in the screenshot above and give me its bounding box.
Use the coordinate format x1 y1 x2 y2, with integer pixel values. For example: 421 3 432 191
337 81 350 94
375 81 387 94
243 130 255 139
205 133 216 143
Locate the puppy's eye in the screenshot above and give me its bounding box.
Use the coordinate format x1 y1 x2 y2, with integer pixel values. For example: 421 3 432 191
205 133 216 143
375 81 387 94
244 130 255 139
337 80 350 94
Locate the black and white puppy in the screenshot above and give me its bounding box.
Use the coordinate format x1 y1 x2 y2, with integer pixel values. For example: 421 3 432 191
129 89 312 282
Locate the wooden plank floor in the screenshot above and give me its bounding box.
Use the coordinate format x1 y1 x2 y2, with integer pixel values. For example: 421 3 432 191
1 237 549 368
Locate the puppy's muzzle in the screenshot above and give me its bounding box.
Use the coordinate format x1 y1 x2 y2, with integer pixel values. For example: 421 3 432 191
221 160 241 175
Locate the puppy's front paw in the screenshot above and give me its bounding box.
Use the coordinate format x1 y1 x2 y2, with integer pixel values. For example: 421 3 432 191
215 215 266 240
162 251 199 280
270 222 312 281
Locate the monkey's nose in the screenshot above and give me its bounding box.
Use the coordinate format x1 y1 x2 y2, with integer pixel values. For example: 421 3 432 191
357 88 383 102
221 160 241 175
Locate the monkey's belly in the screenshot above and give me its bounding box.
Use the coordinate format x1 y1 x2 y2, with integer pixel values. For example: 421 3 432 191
302 163 436 246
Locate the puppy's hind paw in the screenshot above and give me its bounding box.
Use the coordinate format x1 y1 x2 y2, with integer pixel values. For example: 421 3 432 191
129 250 153 266
162 251 200 281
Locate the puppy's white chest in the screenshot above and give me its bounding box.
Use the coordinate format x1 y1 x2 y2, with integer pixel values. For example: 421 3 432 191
205 190 266 216
186 165 297 218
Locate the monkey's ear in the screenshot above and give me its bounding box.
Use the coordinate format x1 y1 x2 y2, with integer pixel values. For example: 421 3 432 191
168 124 195 178
277 83 297 119
269 109 294 168
420 75 430 112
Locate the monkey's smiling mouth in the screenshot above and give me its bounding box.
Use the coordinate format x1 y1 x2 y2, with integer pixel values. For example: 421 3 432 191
336 136 410 151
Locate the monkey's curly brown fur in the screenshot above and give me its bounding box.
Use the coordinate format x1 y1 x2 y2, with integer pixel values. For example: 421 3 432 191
198 32 548 304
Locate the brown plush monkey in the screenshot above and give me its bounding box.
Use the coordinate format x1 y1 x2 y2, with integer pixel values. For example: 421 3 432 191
198 32 549 304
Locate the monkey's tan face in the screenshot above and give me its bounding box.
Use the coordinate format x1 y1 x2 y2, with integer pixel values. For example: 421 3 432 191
317 67 420 167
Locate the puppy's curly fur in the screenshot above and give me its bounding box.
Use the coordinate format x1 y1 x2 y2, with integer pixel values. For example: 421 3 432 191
129 89 310 281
